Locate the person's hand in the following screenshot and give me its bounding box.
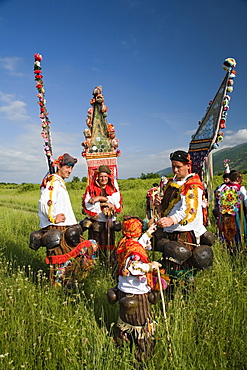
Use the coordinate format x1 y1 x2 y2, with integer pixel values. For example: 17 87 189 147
55 213 66 223
88 197 95 204
149 261 162 271
88 196 100 204
157 217 173 228
147 223 157 235
106 202 115 210
154 194 162 206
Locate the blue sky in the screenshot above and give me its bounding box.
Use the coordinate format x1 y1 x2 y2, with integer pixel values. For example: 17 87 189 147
0 0 247 183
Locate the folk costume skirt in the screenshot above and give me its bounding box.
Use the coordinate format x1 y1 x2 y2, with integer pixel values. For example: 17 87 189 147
116 290 155 361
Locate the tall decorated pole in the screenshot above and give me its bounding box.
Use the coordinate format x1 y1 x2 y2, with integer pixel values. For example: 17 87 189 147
33 53 55 174
81 86 121 184
189 58 237 180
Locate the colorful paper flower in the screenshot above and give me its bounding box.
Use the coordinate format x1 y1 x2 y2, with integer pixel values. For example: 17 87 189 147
34 53 53 166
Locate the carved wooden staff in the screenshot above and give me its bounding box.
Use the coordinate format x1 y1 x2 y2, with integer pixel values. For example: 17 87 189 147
157 267 173 366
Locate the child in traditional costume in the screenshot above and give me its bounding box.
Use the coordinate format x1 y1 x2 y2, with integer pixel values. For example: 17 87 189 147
108 216 165 361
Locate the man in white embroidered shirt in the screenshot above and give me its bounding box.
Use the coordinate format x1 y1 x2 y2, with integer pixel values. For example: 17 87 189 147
154 150 214 279
37 153 85 282
38 153 78 228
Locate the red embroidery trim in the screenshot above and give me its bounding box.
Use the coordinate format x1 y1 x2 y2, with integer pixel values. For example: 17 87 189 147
46 240 92 265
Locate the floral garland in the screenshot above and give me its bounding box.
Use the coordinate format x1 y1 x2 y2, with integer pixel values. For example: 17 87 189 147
46 175 66 222
180 184 199 226
47 175 56 224
34 53 54 172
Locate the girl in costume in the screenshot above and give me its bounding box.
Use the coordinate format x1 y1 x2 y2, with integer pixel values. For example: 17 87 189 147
109 216 166 361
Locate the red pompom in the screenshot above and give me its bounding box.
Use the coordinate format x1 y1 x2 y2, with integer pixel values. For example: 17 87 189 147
34 53 42 61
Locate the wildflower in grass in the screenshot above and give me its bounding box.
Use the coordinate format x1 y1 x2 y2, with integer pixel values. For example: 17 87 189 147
0 353 9 358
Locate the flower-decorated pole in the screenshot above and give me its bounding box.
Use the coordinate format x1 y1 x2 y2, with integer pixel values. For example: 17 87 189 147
34 53 55 174
81 85 121 184
189 57 237 178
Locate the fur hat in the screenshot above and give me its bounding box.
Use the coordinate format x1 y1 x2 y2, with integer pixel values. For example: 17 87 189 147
53 153 77 167
170 150 191 164
97 165 111 175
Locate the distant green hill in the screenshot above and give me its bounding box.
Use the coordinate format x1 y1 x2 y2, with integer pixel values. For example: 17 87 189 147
212 142 247 174
156 143 247 176
155 167 173 177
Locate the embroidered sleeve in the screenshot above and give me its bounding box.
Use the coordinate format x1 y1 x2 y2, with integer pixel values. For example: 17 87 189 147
170 214 179 225
83 188 101 218
107 190 123 213
39 175 62 224
138 232 152 249
47 176 56 223
240 186 247 209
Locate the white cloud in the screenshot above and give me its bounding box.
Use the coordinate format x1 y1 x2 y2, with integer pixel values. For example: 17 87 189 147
0 121 171 182
0 56 23 76
0 123 88 184
0 91 30 121
0 91 13 103
219 129 247 148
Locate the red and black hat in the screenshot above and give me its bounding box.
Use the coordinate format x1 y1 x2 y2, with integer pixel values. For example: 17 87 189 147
170 150 191 164
53 153 77 167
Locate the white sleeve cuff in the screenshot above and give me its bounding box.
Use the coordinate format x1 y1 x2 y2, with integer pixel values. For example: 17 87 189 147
170 214 179 225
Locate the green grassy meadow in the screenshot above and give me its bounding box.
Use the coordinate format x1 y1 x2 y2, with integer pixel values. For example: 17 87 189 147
0 177 247 369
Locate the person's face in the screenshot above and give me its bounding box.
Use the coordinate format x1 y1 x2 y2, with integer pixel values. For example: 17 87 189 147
171 160 190 180
57 165 73 179
98 172 109 187
224 177 230 183
237 176 242 184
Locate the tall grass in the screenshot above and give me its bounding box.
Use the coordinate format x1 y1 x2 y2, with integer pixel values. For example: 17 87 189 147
0 178 247 369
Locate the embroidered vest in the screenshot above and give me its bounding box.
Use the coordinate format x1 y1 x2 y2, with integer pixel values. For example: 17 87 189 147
161 174 203 226
219 183 242 216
